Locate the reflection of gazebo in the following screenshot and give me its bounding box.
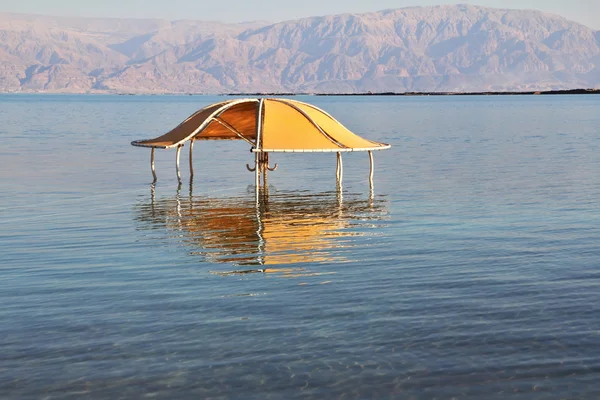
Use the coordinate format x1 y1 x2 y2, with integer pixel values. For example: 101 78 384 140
131 98 390 186
134 188 388 266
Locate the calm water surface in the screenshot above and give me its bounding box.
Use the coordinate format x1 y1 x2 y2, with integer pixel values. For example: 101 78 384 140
1 94 600 399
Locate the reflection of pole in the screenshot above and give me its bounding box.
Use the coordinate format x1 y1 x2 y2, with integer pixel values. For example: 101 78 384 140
175 183 182 233
176 144 182 184
151 148 157 182
255 184 265 266
189 139 194 178
336 180 343 218
150 182 156 214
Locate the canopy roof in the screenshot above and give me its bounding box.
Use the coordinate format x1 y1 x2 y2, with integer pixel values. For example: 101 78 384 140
131 98 390 153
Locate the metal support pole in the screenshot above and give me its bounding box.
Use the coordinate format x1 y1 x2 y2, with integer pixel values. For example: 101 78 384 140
151 148 157 182
263 153 268 188
368 150 374 198
176 144 182 184
368 150 374 185
189 139 194 178
255 152 260 188
336 152 343 185
255 98 264 191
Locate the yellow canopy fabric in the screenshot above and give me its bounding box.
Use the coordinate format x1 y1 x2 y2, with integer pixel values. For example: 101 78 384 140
131 98 390 152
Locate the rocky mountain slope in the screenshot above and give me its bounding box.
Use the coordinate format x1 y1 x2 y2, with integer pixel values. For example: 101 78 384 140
1 5 599 93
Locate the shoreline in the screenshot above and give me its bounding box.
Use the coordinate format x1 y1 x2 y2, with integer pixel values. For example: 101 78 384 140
225 88 600 97
2 88 599 96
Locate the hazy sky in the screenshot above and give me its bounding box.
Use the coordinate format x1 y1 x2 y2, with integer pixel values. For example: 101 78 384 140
0 0 598 29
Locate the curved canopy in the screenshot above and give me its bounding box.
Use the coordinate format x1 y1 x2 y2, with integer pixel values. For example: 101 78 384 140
131 98 390 153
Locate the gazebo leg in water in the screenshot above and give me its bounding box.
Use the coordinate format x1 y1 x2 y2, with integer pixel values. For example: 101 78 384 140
132 98 390 189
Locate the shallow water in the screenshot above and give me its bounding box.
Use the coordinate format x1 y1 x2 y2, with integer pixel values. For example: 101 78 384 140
2 94 600 398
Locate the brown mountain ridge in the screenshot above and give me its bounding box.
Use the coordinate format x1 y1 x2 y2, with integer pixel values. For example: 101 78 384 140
1 5 599 93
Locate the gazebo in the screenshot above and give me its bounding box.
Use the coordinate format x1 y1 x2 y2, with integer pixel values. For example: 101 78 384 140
131 98 390 187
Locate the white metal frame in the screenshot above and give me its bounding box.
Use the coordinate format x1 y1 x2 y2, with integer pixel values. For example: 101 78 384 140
151 148 157 182
252 146 390 153
336 152 343 185
175 144 182 184
189 139 194 178
255 99 264 190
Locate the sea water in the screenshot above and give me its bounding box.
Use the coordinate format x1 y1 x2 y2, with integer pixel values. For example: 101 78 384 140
1 94 600 398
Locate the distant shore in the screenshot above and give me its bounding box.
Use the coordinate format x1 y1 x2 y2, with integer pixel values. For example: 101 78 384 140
2 88 599 96
224 89 600 97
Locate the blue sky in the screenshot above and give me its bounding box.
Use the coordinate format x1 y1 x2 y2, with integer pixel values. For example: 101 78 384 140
0 0 598 29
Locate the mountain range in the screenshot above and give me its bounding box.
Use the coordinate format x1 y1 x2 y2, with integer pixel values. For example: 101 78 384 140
1 5 599 93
